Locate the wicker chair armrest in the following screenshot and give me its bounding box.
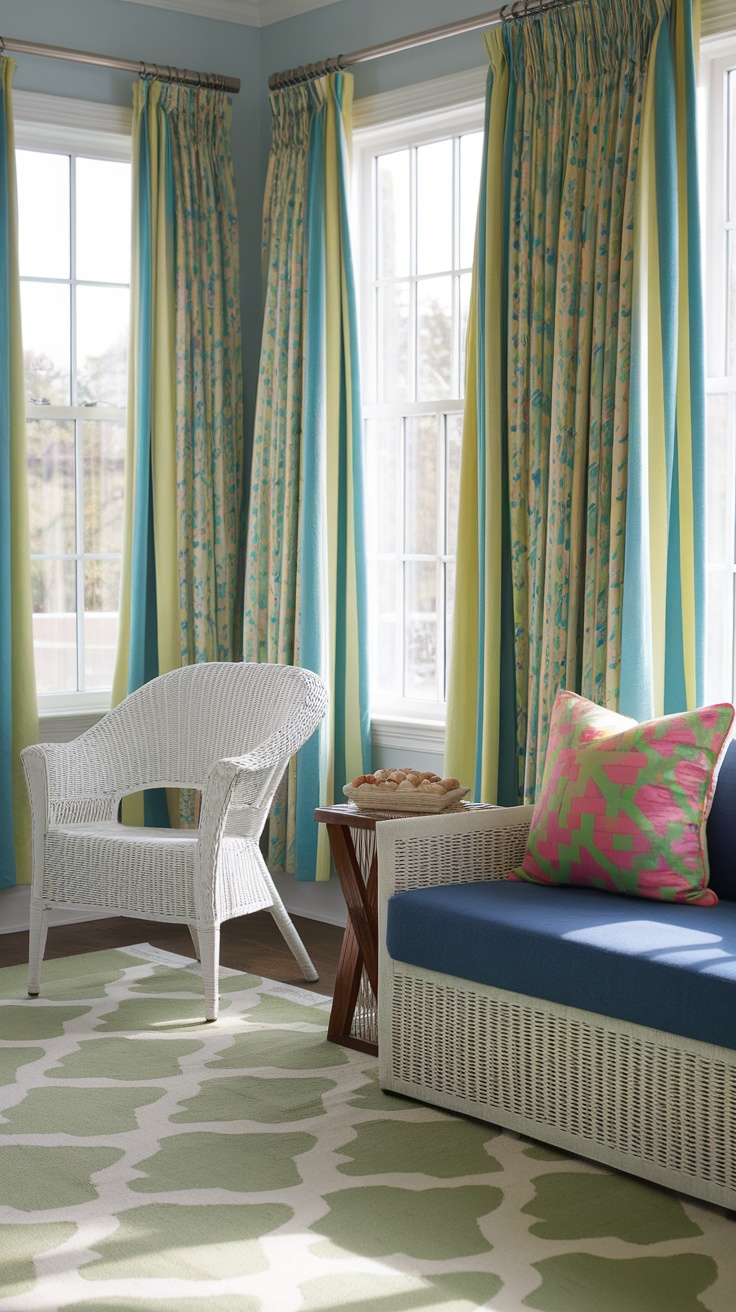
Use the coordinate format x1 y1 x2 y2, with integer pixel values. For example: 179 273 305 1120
21 737 121 809
377 805 534 901
20 742 119 823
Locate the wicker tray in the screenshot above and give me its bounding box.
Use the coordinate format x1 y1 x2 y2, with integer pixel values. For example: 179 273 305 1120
342 783 470 813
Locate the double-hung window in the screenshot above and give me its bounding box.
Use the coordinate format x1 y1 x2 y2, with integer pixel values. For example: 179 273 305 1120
15 95 132 714
354 83 485 729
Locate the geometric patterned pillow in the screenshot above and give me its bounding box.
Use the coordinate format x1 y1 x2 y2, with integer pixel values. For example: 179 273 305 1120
509 691 735 905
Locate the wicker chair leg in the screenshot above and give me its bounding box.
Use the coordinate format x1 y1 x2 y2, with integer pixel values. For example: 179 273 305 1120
28 900 49 997
198 926 220 1021
268 896 319 982
187 924 201 961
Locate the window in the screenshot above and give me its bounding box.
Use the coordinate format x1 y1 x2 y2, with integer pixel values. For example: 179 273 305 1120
355 96 484 722
703 39 736 701
15 103 131 711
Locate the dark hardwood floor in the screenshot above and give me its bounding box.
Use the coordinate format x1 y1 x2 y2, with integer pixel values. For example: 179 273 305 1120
1 911 343 997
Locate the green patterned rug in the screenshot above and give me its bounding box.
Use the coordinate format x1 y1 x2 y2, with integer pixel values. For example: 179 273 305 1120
0 946 734 1311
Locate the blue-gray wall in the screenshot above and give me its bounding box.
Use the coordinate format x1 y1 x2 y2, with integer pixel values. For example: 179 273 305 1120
260 0 491 101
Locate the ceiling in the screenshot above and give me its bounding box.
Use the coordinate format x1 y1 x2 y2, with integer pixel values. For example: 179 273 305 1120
117 0 343 26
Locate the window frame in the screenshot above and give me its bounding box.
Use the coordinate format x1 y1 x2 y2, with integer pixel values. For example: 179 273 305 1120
14 92 132 718
700 35 736 704
353 79 486 728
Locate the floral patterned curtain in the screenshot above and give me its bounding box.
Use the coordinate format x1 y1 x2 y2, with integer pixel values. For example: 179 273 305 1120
244 73 370 881
446 0 705 803
113 79 244 826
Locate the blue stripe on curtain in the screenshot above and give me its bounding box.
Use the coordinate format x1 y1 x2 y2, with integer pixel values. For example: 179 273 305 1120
498 50 518 807
294 72 370 880
128 88 170 829
0 81 14 888
295 85 328 881
653 17 689 715
335 88 372 779
473 69 492 797
619 301 653 721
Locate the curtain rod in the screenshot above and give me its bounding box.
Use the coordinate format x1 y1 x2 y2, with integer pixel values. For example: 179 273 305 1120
0 34 240 94
268 0 574 90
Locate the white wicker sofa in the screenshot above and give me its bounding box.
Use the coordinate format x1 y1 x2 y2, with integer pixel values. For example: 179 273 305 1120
377 791 736 1212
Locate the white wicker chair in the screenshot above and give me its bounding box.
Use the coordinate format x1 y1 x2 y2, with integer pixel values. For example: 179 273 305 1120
22 662 328 1020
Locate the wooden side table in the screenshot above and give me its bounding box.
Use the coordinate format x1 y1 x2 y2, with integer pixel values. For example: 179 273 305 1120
314 803 384 1056
315 800 499 1057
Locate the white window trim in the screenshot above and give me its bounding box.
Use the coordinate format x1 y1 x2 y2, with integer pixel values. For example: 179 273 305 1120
353 71 485 751
13 91 132 158
700 35 736 705
15 92 132 723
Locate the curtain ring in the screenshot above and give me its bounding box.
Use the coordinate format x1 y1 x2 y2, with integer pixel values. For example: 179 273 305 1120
0 36 5 54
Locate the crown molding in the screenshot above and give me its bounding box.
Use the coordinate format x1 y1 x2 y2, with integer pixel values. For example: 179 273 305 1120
117 0 261 23
261 0 342 20
116 0 342 26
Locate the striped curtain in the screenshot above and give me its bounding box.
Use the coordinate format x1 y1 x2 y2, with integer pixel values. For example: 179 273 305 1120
113 79 244 826
244 72 370 882
620 0 705 720
0 57 38 887
446 0 705 804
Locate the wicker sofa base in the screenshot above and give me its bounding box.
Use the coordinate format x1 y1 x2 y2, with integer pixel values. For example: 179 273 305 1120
379 960 736 1210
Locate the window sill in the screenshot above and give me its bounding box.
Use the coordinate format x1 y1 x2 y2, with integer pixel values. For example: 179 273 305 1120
370 715 445 757
36 709 446 755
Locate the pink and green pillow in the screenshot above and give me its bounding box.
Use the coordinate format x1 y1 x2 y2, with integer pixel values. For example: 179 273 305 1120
510 692 735 906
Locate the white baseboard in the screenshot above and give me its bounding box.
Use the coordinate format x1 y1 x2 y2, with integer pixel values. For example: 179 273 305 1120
0 886 108 936
0 878 347 937
269 869 347 928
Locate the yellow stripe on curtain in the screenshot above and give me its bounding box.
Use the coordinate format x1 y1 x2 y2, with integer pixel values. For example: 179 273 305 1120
1 57 38 886
445 32 509 803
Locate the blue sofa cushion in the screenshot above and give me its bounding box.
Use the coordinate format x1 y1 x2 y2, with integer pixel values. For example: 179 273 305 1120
706 738 736 902
386 880 736 1050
